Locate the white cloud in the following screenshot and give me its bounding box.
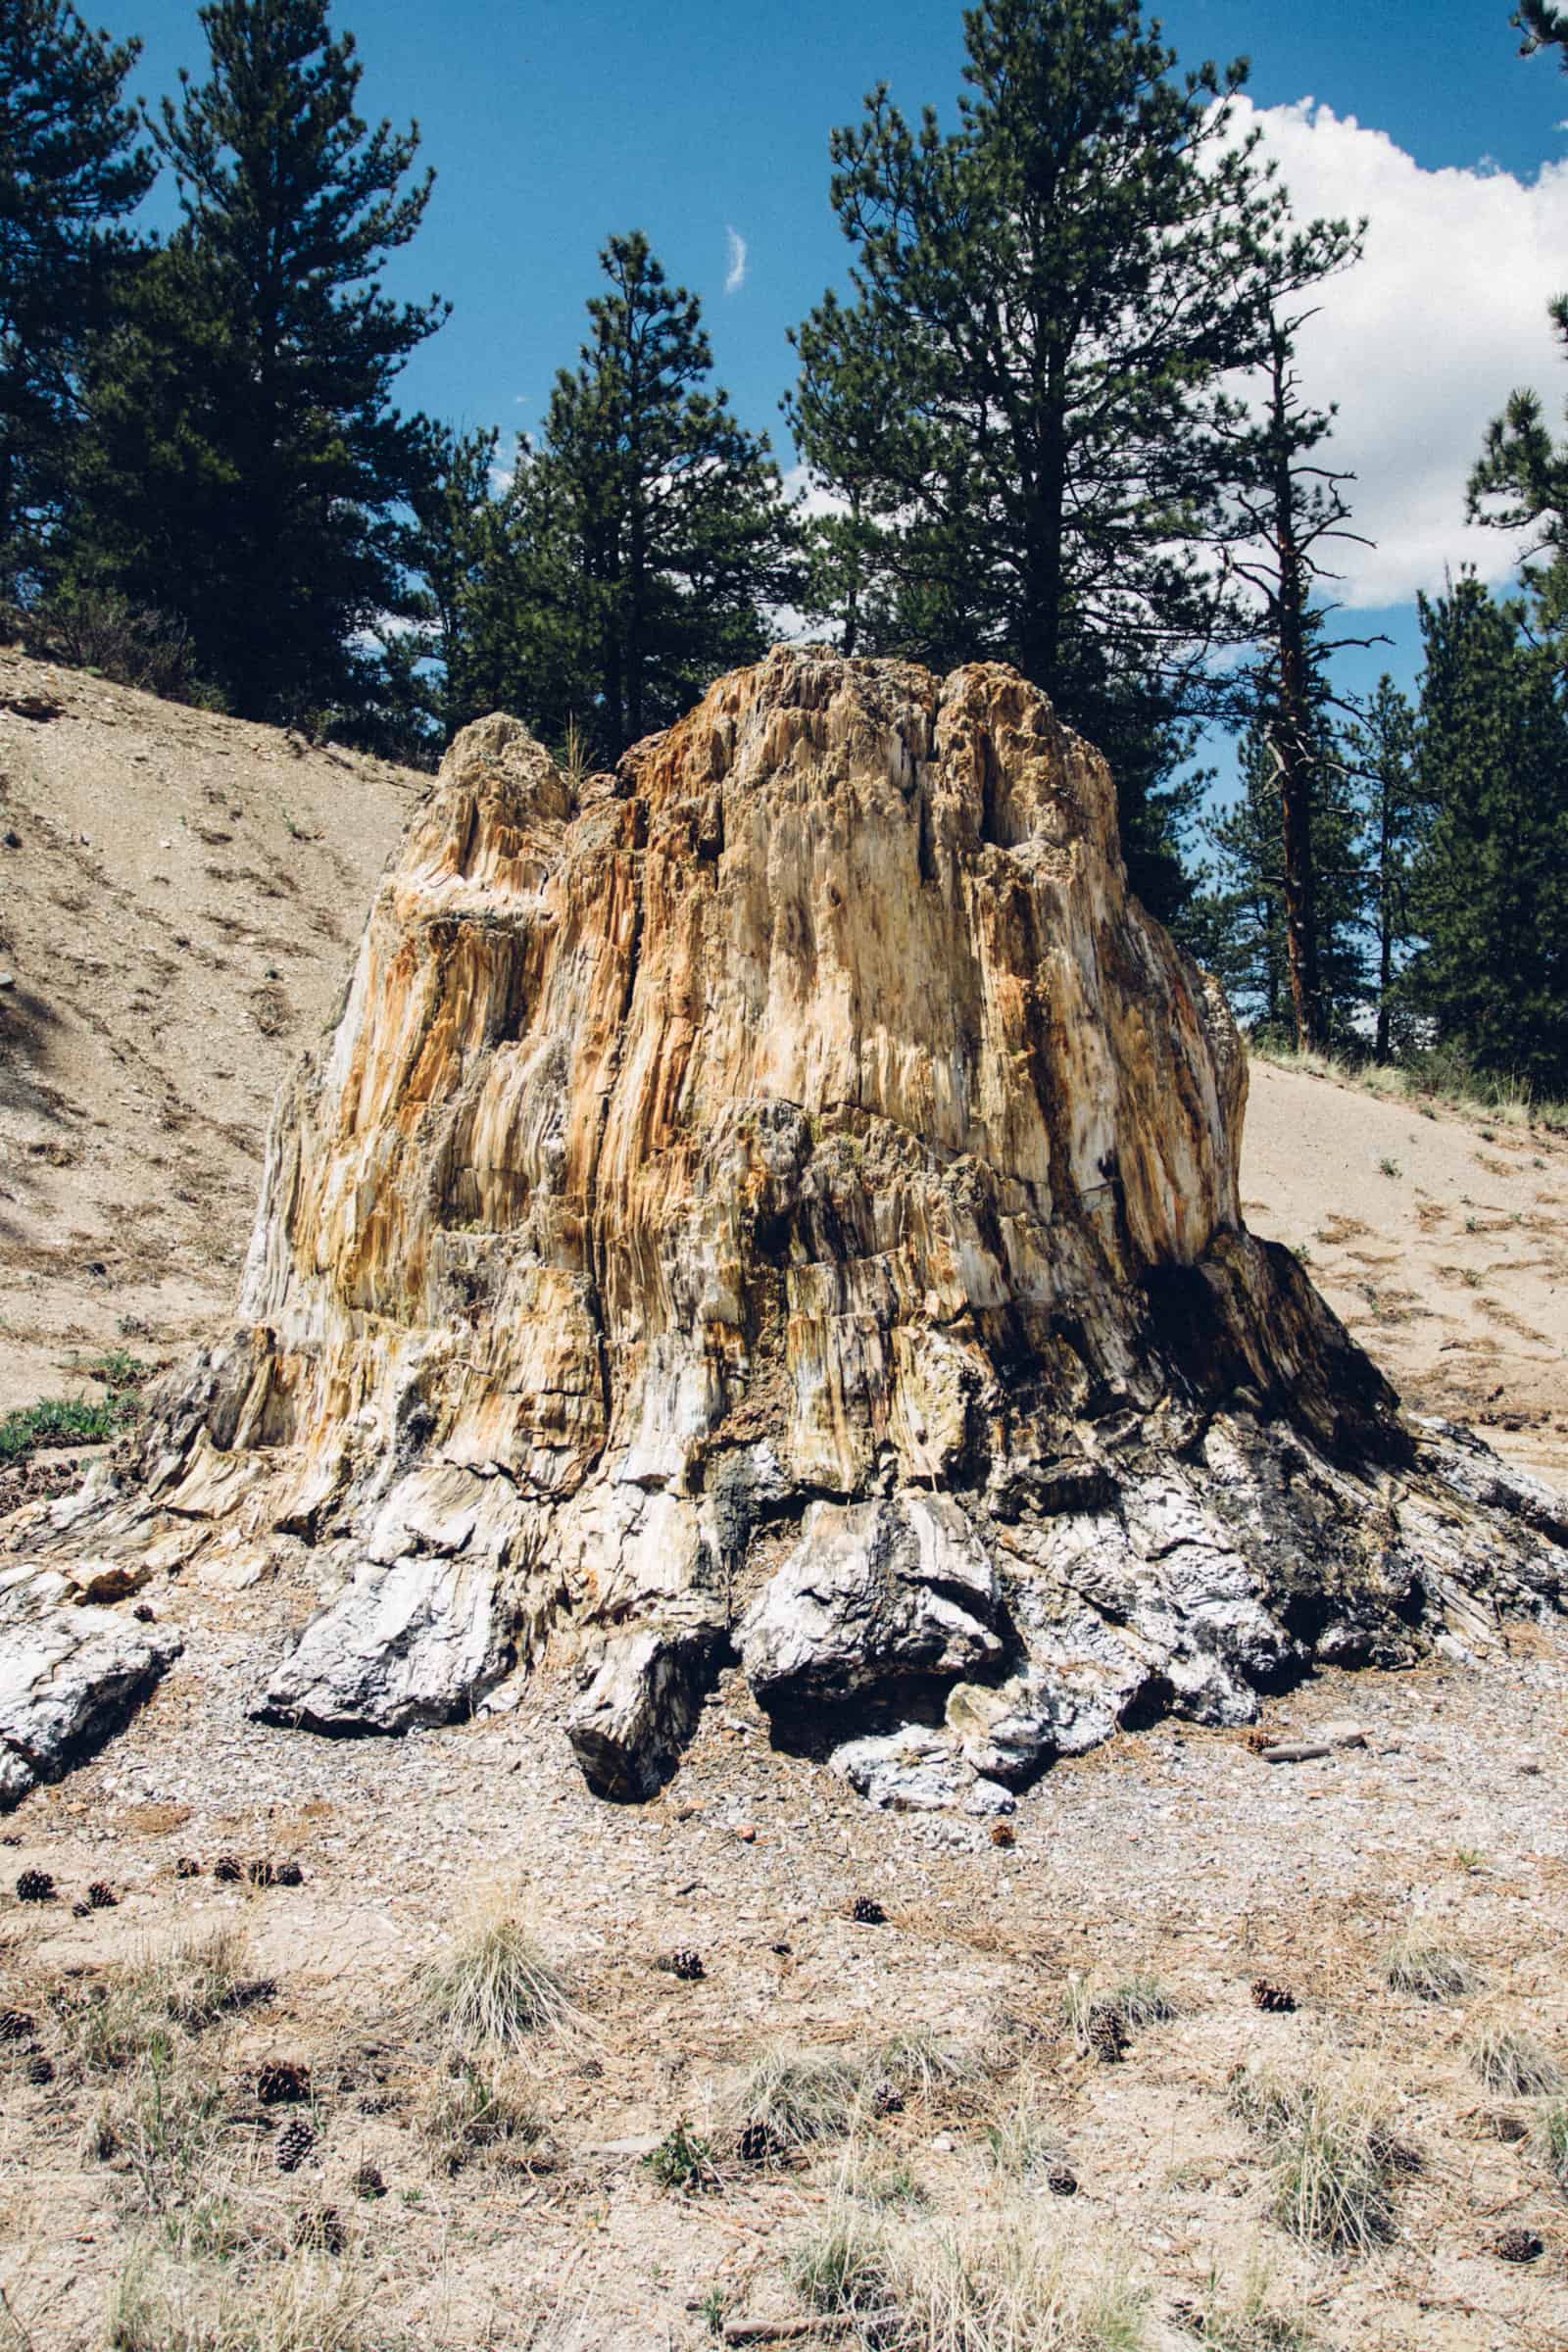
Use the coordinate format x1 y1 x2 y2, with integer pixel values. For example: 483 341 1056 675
1233 96 1568 606
724 224 748 296
779 461 847 521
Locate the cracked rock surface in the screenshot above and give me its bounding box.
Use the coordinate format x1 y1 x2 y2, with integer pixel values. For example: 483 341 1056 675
21 649 1568 1804
0 1565 181 1810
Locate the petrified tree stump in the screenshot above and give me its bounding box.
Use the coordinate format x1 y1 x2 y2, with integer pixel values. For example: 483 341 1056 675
65 651 1568 1803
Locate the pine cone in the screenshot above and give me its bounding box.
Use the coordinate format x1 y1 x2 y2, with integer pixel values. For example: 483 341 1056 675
226 1976 277 2013
353 2162 386 2200
666 1947 705 1982
87 1882 117 1910
1088 2011 1128 2065
15 1870 54 1904
275 2118 316 2174
26 2053 54 2086
1046 2162 1078 2196
1250 1978 1297 2013
174 1857 202 1880
736 2120 778 2165
1494 2228 1543 2264
257 2059 311 2105
0 2009 36 2044
989 1821 1016 1848
851 1895 887 1926
294 2205 345 2254
214 1856 242 1883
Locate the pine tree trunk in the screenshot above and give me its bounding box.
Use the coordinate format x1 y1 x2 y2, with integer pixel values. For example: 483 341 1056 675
1267 346 1322 1055
1375 780 1395 1063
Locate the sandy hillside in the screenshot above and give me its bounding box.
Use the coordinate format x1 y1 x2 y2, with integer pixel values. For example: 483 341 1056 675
0 649 425 1415
4 655 1568 2352
1243 1062 1568 1486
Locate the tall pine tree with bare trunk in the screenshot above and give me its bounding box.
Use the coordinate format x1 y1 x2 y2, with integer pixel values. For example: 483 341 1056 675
787 0 1356 926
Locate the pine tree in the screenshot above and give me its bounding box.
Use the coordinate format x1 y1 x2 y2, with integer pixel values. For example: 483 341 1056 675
786 0 1356 927
1214 307 1374 1049
1347 678 1423 1062
0 0 153 597
67 0 446 723
1515 3 1568 60
1407 577 1568 1094
1199 703 1366 1048
467 233 796 764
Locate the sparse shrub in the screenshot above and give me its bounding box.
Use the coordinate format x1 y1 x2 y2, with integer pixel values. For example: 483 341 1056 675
1469 2022 1562 2097
21 589 201 702
643 2117 716 2192
1229 2061 1403 2252
417 1910 577 2052
1377 1155 1401 1178
1383 1931 1475 2002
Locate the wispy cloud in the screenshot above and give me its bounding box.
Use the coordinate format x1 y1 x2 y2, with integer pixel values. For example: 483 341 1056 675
724 224 748 296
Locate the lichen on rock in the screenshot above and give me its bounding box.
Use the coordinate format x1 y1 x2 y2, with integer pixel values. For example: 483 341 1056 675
34 648 1568 1804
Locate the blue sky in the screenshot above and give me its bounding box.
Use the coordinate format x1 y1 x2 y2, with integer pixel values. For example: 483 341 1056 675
100 1 1568 734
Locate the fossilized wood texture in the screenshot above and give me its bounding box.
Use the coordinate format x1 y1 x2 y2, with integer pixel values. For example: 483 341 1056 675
0 1566 181 1811
55 650 1568 1803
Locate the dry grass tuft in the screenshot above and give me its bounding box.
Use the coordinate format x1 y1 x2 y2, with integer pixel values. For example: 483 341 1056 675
1382 1929 1476 2003
1538 2100 1568 2194
420 2054 552 2174
875 2029 990 2107
1063 1972 1178 2058
981 2076 1064 2180
1228 2058 1404 2253
1468 2020 1563 2097
1183 2257 1316 2351
108 2246 372 2352
733 2045 870 2157
416 1905 579 2054
792 2194 1147 2349
60 1930 265 2076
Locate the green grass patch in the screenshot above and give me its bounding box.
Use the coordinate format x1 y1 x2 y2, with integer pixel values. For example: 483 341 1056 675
0 1392 132 1461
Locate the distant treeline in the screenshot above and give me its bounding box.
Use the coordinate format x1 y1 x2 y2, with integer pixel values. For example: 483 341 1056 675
5 0 1568 1091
